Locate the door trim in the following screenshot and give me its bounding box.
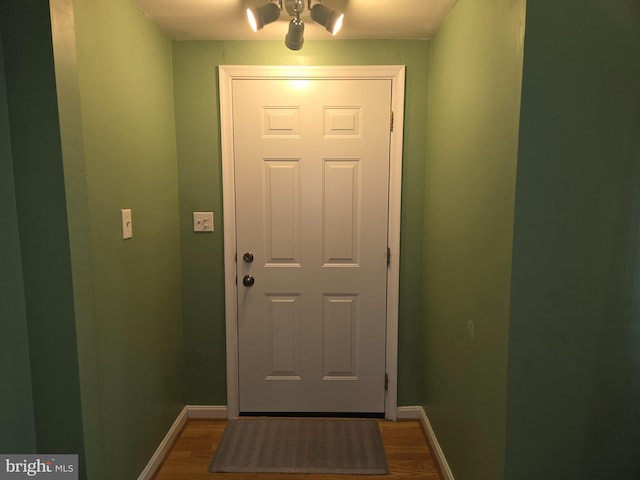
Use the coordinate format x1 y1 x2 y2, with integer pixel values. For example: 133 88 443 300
219 65 405 420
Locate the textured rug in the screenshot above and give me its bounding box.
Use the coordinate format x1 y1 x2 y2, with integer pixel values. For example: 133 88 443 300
208 417 389 474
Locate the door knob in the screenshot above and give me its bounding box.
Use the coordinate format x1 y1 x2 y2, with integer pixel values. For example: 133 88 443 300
242 275 255 287
243 252 254 263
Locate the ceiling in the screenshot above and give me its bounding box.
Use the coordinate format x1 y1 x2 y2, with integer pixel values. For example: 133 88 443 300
133 0 457 41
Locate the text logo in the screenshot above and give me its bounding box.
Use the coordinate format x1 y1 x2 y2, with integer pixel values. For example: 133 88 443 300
0 455 77 479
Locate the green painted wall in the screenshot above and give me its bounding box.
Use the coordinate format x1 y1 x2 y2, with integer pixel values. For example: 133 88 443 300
60 0 186 477
49 0 105 476
0 0 86 467
3 0 186 476
505 0 640 478
172 39 430 405
422 0 526 478
0 26 37 454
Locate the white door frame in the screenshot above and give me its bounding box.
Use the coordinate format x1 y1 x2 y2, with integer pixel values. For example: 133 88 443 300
219 65 405 420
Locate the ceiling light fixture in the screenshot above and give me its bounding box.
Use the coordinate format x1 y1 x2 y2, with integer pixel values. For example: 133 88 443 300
310 3 344 35
246 0 344 51
246 2 281 32
285 17 305 50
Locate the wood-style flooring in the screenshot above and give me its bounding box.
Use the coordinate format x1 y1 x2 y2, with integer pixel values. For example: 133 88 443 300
152 419 443 479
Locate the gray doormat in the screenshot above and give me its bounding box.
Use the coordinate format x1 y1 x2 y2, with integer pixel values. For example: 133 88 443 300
208 417 389 474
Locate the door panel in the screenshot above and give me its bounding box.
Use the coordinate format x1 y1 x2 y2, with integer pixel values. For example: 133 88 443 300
323 294 358 378
264 160 299 263
233 78 391 413
323 160 360 263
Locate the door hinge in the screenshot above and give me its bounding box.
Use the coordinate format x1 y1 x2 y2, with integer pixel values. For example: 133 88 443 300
384 373 389 392
387 247 391 266
390 111 394 132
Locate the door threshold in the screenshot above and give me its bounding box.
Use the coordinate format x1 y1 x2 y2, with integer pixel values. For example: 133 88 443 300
239 412 385 419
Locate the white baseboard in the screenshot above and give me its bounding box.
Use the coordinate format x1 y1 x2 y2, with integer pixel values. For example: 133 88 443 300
397 406 455 480
137 406 188 480
187 405 228 419
138 405 228 480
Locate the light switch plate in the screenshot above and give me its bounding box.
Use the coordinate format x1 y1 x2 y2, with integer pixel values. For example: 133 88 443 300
121 209 132 239
193 212 214 232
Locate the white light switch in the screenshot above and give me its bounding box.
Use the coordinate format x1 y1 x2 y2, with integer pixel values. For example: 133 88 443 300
121 209 133 239
193 212 214 232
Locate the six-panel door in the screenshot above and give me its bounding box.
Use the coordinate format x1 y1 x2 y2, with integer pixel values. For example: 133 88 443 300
233 78 392 413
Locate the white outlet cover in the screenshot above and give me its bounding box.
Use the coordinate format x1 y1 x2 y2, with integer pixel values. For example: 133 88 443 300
121 209 132 239
193 211 214 232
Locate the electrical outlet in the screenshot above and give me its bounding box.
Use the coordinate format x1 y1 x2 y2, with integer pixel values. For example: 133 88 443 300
121 209 132 239
193 212 214 232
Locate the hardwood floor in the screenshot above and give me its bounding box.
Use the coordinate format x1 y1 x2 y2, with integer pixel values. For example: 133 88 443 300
152 419 443 479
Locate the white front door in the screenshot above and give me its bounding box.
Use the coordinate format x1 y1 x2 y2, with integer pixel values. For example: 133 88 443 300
232 76 392 414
